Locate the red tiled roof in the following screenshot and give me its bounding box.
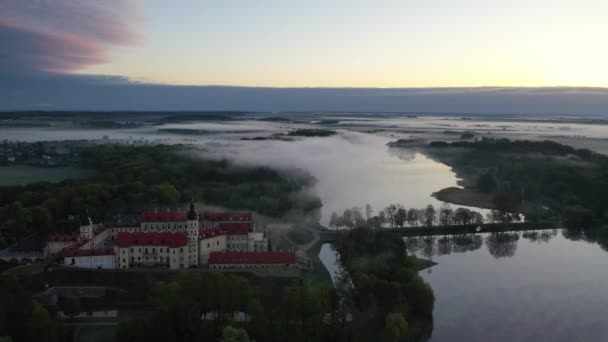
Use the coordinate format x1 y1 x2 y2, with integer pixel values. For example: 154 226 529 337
217 222 252 235
200 212 252 222
199 226 227 240
141 211 187 222
208 252 295 265
115 232 188 248
62 248 115 257
48 234 79 243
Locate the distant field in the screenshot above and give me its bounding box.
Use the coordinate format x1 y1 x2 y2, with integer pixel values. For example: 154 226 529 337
0 165 95 186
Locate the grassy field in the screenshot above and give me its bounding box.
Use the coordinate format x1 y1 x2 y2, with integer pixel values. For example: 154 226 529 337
0 165 95 186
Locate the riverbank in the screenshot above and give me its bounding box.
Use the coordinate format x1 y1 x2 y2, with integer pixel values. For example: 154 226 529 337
432 186 496 210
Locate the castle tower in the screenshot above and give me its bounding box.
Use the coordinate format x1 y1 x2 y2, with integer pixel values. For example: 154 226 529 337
186 200 199 266
79 209 94 240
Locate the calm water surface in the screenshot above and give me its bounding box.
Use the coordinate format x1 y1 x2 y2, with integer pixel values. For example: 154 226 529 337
407 231 608 342
321 232 608 341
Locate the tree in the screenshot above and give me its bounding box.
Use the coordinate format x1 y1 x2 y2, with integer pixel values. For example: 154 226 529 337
31 206 52 235
438 203 453 226
378 211 387 228
329 212 339 229
365 204 373 221
563 206 594 228
152 183 180 205
31 301 58 342
487 209 515 224
342 209 354 229
478 172 497 193
406 208 419 227
384 312 408 342
352 207 366 228
471 211 484 224
423 205 436 226
453 208 472 225
493 191 522 213
221 326 251 342
384 204 398 228
395 205 407 228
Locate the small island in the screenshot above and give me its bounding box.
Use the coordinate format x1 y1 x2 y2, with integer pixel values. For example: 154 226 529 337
287 129 338 137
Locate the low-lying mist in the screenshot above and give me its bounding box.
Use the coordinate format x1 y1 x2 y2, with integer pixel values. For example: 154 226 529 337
202 132 465 225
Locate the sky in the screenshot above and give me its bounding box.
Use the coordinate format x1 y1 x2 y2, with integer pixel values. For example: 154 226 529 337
1 0 608 113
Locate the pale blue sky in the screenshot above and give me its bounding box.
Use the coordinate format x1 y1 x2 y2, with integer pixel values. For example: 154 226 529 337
78 0 608 87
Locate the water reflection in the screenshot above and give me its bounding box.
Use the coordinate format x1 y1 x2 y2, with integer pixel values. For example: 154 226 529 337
404 230 561 259
485 232 519 258
410 228 608 342
522 229 559 244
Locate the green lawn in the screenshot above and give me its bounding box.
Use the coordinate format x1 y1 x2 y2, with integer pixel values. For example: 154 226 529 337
0 165 95 186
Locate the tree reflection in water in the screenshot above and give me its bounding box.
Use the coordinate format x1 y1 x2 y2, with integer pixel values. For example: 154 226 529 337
521 229 559 244
403 230 563 258
485 232 520 258
563 227 608 252
405 228 608 260
404 233 484 257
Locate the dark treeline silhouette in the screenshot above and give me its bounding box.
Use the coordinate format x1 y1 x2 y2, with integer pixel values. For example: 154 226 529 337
421 138 608 227
334 228 434 341
329 203 503 230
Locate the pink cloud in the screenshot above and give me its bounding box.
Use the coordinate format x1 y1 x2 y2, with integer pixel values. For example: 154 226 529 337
0 0 140 73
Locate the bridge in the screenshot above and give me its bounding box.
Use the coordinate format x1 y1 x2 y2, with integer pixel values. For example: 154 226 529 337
319 221 560 242
0 250 45 264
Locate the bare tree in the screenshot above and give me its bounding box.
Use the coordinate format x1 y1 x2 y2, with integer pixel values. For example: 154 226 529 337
365 203 373 221
329 212 339 229
395 205 407 228
384 204 398 228
423 205 436 227
406 208 419 227
438 203 454 226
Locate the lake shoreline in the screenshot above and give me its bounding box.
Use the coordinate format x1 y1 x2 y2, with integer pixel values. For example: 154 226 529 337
432 186 496 210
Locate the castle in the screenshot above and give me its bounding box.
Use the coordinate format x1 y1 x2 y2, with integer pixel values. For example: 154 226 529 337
46 202 295 270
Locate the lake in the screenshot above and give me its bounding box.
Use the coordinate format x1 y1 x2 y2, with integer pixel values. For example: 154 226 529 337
320 231 608 341
406 231 608 342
